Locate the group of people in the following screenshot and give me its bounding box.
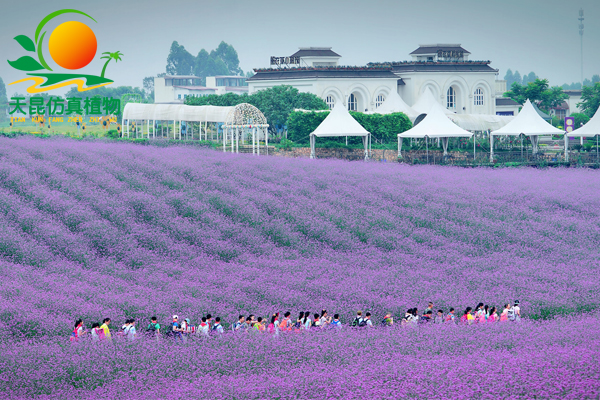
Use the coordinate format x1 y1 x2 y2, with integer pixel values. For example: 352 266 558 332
69 301 522 342
400 301 522 326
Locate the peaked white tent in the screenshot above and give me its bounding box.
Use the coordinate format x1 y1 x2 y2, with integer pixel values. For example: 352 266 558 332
567 107 600 162
567 107 600 138
371 90 420 121
310 102 371 160
412 87 455 116
397 104 473 158
490 99 565 161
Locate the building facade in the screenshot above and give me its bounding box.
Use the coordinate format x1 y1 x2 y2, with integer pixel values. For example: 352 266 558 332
248 45 504 115
154 75 248 104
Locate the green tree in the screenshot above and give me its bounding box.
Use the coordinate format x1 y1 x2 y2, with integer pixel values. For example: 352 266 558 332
513 71 522 87
185 85 327 133
143 76 154 95
570 112 590 129
593 74 600 84
166 41 195 75
210 41 241 75
0 77 7 121
504 79 567 112
504 69 514 88
578 82 600 118
583 78 592 88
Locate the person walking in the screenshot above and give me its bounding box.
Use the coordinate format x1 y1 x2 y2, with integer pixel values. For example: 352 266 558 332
212 317 224 335
423 302 434 317
381 313 394 327
171 315 183 342
445 308 456 324
460 307 474 325
513 301 521 322
487 307 498 323
100 318 112 341
330 314 342 330
127 319 137 341
500 304 510 322
233 315 245 332
434 310 444 324
70 319 85 342
319 310 332 329
351 311 363 328
364 312 374 328
146 316 161 338
91 323 103 341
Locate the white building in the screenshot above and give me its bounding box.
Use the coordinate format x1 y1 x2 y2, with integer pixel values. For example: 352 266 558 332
248 45 521 116
154 75 248 104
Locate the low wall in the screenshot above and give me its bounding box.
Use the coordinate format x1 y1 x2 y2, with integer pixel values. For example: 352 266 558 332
271 147 399 162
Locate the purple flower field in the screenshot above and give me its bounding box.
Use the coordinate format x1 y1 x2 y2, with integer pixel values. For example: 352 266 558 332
0 136 599 399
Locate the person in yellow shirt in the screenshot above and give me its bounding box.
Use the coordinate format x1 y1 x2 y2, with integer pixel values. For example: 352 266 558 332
100 318 112 341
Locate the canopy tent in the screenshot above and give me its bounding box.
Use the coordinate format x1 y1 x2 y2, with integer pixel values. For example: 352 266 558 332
449 114 514 132
567 107 600 163
397 104 473 159
567 107 600 137
412 87 455 116
490 99 565 161
122 103 235 140
370 90 420 121
310 102 371 160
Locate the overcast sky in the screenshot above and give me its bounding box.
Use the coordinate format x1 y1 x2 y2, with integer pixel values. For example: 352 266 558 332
1 0 598 96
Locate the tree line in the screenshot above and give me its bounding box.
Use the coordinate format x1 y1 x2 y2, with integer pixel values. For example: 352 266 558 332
504 69 600 91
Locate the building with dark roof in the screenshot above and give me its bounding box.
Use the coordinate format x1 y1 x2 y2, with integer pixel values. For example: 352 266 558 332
247 44 506 115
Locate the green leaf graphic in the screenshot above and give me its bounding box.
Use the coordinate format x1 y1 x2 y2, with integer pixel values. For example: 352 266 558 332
14 35 36 52
7 56 44 71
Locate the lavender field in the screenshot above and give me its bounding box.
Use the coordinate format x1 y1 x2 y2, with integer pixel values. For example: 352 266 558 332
0 136 599 399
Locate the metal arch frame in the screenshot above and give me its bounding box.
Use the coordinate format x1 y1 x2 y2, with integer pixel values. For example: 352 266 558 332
223 103 270 155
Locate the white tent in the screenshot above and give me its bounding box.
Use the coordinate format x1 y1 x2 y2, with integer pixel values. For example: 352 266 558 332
412 87 455 116
397 104 473 158
449 114 514 132
567 107 600 137
310 102 371 160
122 103 235 140
567 107 600 162
371 90 420 121
490 99 565 161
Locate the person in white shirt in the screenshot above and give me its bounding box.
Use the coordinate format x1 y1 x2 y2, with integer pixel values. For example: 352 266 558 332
127 319 137 341
364 312 374 327
513 300 521 322
213 317 224 334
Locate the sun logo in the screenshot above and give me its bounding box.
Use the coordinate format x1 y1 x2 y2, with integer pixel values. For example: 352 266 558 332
7 9 122 94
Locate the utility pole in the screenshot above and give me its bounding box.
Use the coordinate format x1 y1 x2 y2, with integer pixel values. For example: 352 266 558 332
579 9 584 86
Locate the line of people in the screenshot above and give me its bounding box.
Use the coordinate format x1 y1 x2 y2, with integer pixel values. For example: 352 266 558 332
400 301 522 326
69 301 522 342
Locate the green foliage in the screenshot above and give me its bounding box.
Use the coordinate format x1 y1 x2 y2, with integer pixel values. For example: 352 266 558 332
570 113 590 129
165 41 242 85
166 41 195 75
186 85 328 133
287 110 412 146
578 83 600 118
106 129 120 139
350 112 412 144
286 111 329 144
504 79 568 112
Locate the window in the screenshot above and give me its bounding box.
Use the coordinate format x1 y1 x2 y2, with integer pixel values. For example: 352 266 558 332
178 94 181 100
447 87 456 109
474 88 484 106
375 94 385 108
348 93 358 111
325 95 335 109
